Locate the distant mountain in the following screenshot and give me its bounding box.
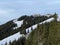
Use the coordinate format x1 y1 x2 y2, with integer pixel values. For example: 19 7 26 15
0 13 59 45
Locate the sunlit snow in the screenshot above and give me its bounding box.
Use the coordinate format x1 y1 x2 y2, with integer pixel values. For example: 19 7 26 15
57 16 60 21
13 19 23 29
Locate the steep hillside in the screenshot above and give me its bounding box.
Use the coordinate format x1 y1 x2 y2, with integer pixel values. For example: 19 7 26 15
0 15 50 40
0 13 59 45
25 21 60 45
0 17 55 45
8 20 60 45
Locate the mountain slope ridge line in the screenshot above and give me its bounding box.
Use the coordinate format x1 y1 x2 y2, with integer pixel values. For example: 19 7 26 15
0 17 54 45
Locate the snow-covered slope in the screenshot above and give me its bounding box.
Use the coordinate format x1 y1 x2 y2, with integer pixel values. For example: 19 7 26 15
0 17 54 45
0 32 23 45
57 16 60 21
13 19 23 29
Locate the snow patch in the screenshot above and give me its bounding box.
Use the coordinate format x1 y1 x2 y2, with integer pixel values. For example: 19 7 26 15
39 17 54 24
13 20 23 29
57 16 60 21
0 32 23 45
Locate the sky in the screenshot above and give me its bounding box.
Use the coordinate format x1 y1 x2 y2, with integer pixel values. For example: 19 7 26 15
0 0 60 25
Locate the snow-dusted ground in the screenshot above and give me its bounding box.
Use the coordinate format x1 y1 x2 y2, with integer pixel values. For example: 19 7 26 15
0 17 54 45
13 19 23 29
0 32 23 45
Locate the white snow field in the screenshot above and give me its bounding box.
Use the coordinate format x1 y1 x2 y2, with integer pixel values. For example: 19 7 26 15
13 19 23 29
0 17 54 45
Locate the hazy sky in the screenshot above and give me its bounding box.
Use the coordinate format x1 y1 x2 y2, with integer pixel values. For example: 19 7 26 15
0 0 60 25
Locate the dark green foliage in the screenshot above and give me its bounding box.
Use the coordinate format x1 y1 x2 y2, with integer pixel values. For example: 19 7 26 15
0 20 17 40
18 15 28 21
25 18 60 45
6 36 26 45
19 15 49 34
